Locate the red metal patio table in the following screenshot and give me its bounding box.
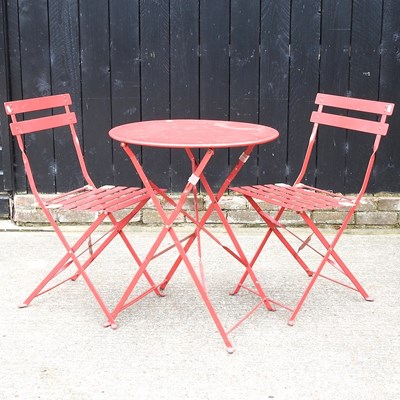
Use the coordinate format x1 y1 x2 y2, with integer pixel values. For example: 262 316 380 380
108 119 279 352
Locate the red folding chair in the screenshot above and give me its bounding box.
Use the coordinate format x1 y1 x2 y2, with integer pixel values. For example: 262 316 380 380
230 93 394 325
4 93 160 327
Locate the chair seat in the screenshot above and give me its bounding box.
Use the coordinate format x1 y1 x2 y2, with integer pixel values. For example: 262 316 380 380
231 183 356 212
45 185 150 213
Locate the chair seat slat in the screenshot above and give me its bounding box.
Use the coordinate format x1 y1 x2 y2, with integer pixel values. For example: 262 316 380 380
232 184 353 212
46 185 148 212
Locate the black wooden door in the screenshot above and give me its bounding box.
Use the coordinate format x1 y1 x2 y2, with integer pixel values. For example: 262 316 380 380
1 0 399 195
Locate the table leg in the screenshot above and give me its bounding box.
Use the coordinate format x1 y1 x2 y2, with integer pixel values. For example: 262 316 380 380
113 143 278 350
111 144 237 350
159 147 275 311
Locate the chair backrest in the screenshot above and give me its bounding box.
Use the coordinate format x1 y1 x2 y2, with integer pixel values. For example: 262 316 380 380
295 93 395 197
4 93 95 196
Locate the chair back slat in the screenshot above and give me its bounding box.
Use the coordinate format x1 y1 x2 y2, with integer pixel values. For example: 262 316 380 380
315 93 394 115
10 112 77 136
4 93 72 115
310 111 389 136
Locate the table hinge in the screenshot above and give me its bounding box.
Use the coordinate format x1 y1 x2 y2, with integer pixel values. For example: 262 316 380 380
188 173 200 185
239 152 249 163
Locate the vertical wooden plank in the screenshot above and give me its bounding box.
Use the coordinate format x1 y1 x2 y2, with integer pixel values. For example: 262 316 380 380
19 0 55 193
0 0 5 189
109 0 142 187
79 0 112 186
259 0 290 184
19 0 51 98
140 0 170 189
346 0 382 193
230 0 260 186
3 0 398 201
199 0 229 120
317 0 352 191
0 0 13 191
287 0 321 185
230 0 260 123
170 0 199 118
199 0 230 191
5 0 24 192
376 0 400 192
170 0 199 191
49 0 83 192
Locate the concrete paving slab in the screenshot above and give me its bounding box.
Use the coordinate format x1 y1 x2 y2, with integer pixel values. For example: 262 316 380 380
0 225 399 399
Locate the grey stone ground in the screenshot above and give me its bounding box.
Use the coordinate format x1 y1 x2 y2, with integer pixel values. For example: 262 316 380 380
1 221 399 399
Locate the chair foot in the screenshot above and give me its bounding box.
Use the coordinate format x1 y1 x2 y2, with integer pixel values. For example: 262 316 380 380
366 296 374 302
103 321 118 329
229 286 241 296
287 320 295 326
18 303 28 308
226 346 235 354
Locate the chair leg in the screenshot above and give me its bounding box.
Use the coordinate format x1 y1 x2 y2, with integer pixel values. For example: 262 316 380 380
111 224 171 320
288 212 372 325
301 212 371 300
70 203 160 296
19 208 164 327
19 251 75 308
288 251 331 325
249 199 313 275
19 212 108 307
231 201 312 295
22 218 118 326
107 211 164 297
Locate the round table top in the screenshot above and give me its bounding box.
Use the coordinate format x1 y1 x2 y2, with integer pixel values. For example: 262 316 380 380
109 119 279 148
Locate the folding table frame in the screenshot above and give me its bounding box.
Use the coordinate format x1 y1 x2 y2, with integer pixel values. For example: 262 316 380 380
230 93 395 325
109 120 279 352
4 93 159 327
